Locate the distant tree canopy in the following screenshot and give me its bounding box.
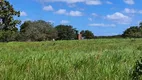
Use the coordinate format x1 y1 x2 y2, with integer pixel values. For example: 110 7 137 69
20 20 58 41
80 30 95 39
0 0 97 42
123 26 141 38
55 25 78 40
123 22 142 38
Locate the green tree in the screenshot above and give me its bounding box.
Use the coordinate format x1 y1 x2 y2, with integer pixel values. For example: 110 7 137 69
0 0 20 42
0 30 18 42
0 0 20 31
55 25 78 40
123 26 141 38
80 30 94 39
20 20 58 41
139 22 142 34
139 22 142 28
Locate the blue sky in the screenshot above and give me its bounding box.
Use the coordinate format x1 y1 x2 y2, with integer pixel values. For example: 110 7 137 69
9 0 142 36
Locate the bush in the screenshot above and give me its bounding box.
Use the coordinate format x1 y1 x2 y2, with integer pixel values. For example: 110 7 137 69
0 30 18 42
132 57 142 80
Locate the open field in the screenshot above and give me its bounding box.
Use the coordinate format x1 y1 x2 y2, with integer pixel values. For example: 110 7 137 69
0 39 142 80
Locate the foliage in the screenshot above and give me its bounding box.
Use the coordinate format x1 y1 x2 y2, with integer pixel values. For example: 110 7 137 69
123 22 142 38
0 30 18 42
20 20 58 41
95 35 122 39
0 0 20 31
132 57 142 80
80 30 95 39
0 0 20 42
55 25 78 40
123 26 142 38
139 22 142 28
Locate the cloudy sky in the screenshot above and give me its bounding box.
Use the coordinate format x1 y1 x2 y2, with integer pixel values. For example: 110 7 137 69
9 0 142 36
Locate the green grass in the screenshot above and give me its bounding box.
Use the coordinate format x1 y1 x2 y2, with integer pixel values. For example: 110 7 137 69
0 39 142 80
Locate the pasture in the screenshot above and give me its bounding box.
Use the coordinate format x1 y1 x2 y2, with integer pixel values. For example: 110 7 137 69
0 39 142 80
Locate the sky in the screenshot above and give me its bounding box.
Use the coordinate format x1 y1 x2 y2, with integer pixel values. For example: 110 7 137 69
9 0 142 36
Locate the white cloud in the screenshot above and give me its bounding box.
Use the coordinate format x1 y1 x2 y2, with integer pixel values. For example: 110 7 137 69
60 20 69 24
106 12 131 24
124 8 142 14
37 0 102 5
43 5 54 11
89 23 116 27
124 8 136 13
68 11 83 16
55 9 83 16
37 0 84 3
55 9 67 15
92 13 98 17
106 1 112 4
124 0 134 5
86 0 102 5
20 11 27 16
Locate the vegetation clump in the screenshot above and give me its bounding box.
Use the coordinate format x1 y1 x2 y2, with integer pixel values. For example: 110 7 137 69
132 57 142 80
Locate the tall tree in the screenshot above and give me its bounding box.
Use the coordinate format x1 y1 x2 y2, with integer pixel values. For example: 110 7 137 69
20 20 58 41
55 25 78 40
0 0 20 31
0 0 20 42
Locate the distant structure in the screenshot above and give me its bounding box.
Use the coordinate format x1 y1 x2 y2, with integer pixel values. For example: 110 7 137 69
78 33 82 40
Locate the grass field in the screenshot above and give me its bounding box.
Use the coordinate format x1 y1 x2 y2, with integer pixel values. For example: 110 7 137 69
0 39 142 80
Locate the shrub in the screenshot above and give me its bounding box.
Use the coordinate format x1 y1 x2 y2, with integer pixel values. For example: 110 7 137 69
132 57 142 80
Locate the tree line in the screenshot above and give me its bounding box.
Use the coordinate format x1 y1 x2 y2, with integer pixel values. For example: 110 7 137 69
1 0 142 42
0 0 94 42
122 22 142 38
19 21 94 41
96 23 142 38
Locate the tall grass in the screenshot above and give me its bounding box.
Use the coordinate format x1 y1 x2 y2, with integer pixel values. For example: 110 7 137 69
0 39 142 80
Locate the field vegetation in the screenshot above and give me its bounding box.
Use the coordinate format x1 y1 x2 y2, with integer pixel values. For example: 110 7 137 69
0 39 142 80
